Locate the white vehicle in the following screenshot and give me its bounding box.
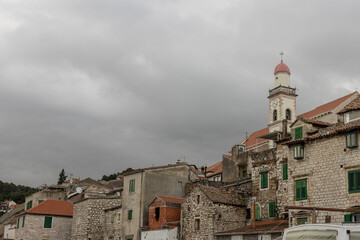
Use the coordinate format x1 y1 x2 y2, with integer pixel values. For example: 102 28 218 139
282 224 360 240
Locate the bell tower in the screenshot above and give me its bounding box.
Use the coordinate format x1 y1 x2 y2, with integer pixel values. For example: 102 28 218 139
268 52 297 133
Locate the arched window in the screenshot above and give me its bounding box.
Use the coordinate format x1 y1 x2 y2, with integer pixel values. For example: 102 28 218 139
286 109 291 120
273 110 277 121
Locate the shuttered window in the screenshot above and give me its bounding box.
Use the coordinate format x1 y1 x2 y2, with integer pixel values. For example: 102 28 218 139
348 170 360 194
38 200 44 204
129 179 135 193
269 202 275 217
294 144 304 159
128 210 133 220
344 214 352 223
22 215 25 228
283 164 288 180
44 216 52 228
26 200 33 210
255 204 260 220
295 127 303 139
16 217 20 229
295 179 307 200
260 172 268 189
297 217 307 225
346 132 358 148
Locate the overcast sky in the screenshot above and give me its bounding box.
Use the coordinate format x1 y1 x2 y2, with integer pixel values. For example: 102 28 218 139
0 0 360 187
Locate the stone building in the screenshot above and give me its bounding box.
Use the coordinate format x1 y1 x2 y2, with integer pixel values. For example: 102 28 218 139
121 163 199 240
71 196 121 240
282 94 360 226
103 205 122 240
14 199 73 240
24 189 66 210
3 221 16 239
181 184 246 240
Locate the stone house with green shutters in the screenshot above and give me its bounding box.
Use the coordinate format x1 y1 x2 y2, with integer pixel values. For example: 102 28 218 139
24 189 66 211
14 199 73 240
282 94 360 226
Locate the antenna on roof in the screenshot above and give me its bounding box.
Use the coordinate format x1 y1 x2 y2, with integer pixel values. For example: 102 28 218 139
280 51 284 62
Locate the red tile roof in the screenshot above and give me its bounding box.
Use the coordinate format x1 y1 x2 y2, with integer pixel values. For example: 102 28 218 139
20 199 73 217
2 201 12 203
274 62 290 74
156 195 184 205
298 91 357 119
217 220 288 235
339 94 360 113
223 154 232 159
242 127 269 148
206 161 222 177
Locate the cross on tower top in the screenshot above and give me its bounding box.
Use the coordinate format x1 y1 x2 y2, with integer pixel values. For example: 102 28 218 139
280 51 284 62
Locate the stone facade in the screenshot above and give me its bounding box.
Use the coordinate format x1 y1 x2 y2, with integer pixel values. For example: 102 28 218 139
103 205 122 240
71 197 121 240
25 190 66 210
15 214 72 240
181 185 246 240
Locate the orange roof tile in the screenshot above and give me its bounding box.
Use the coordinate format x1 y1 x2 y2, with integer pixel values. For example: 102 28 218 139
223 154 232 159
22 199 73 217
156 195 184 205
298 92 357 119
339 94 360 113
206 161 222 177
242 127 269 148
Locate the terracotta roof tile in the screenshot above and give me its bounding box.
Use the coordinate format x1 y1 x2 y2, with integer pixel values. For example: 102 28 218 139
206 161 222 177
339 95 360 113
223 154 232 159
156 195 184 205
242 127 269 148
21 199 73 217
298 92 357 119
197 185 245 206
217 220 288 234
283 119 360 145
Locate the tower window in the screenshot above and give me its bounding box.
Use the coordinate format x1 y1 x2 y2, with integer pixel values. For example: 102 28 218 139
273 110 277 121
286 109 291 120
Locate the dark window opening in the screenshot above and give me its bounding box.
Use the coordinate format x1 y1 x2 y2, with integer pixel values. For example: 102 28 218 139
155 207 160 221
246 208 251 219
195 219 200 230
243 170 247 177
325 215 331 223
197 195 200 204
273 110 277 121
286 109 291 120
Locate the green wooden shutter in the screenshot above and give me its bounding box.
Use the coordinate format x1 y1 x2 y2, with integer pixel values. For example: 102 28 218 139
283 164 288 180
17 217 20 229
349 171 356 193
296 179 307 200
129 179 135 192
255 204 260 220
295 127 303 139
269 202 275 217
261 173 268 189
44 216 52 228
128 210 133 220
345 214 352 223
302 179 307 199
38 200 44 204
22 215 25 228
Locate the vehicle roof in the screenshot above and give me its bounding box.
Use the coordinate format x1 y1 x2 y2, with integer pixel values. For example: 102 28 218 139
284 224 360 233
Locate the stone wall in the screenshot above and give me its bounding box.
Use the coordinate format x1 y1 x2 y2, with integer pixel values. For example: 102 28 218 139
25 190 66 210
286 132 360 226
181 187 246 240
71 197 121 240
103 206 122 240
15 214 71 240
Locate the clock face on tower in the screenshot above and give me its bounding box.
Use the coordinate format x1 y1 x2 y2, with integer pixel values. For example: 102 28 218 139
272 99 278 108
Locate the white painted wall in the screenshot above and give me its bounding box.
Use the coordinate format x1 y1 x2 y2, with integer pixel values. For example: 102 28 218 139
231 235 243 240
141 227 178 240
4 223 16 239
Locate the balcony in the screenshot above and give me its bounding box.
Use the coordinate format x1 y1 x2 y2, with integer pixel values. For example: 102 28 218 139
269 86 297 97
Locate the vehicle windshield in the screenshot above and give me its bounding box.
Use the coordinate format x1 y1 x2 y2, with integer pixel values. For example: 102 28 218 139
285 229 337 240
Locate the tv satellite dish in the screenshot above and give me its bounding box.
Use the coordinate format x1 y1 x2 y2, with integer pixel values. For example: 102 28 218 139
76 187 83 194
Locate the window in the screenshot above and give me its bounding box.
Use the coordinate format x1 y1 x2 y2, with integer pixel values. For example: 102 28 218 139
243 170 247 177
346 132 358 148
22 215 25 228
17 217 20 229
38 200 44 204
348 170 360 194
155 207 160 221
177 181 183 188
260 172 268 189
195 219 200 230
273 110 277 121
344 214 352 223
295 179 307 200
286 109 291 120
294 144 304 159
246 208 251 219
117 212 121 221
325 215 331 223
255 204 260 220
295 127 303 139
344 112 350 124
111 213 115 223
128 210 133 220
26 200 33 210
129 179 135 193
283 164 288 180
197 195 200 204
269 202 275 218
44 216 52 228
297 217 307 225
